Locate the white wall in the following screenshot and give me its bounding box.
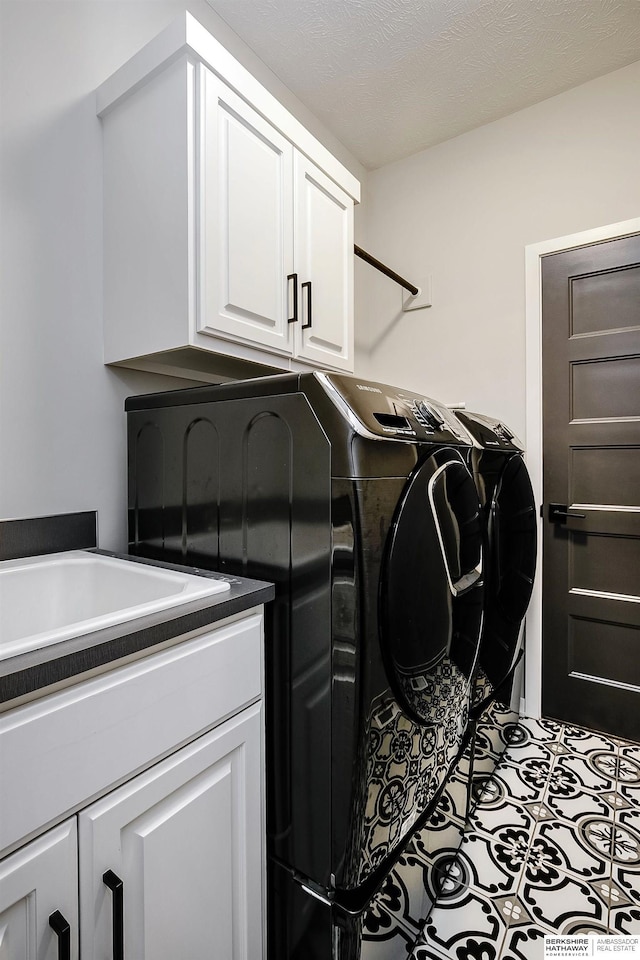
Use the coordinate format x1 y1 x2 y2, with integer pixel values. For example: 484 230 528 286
0 0 365 550
3 0 637 553
354 59 640 441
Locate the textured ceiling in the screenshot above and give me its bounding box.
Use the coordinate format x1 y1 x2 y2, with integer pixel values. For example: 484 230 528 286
204 0 640 169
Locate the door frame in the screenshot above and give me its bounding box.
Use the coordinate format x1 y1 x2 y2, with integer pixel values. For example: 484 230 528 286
523 215 640 720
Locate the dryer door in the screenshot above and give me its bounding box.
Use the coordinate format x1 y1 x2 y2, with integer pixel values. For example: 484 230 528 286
492 455 537 623
482 453 537 690
380 448 484 724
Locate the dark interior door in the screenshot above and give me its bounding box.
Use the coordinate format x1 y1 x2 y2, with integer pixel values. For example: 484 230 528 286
541 232 640 741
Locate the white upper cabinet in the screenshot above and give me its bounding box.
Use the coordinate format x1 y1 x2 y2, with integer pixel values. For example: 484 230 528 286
97 14 360 380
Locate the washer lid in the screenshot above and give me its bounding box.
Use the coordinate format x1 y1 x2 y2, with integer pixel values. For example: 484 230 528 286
315 372 471 445
379 448 484 723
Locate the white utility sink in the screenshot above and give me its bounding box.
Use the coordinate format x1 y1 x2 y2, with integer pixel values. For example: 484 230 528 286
0 551 230 657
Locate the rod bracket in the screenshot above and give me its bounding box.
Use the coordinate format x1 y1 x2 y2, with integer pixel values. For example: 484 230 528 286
402 279 432 311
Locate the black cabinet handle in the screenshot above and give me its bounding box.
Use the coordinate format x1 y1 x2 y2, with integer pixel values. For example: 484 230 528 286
287 273 298 324
103 870 124 960
301 280 312 330
49 910 71 960
548 502 586 523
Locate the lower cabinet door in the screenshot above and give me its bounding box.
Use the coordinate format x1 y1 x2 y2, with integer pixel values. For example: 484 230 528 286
79 702 264 960
0 819 78 960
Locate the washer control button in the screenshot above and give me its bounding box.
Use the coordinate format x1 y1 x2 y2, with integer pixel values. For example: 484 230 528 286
415 400 444 430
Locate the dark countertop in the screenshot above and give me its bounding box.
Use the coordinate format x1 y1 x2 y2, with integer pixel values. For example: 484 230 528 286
0 550 274 708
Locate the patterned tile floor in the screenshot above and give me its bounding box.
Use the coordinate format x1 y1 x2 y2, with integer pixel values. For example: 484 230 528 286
411 716 640 960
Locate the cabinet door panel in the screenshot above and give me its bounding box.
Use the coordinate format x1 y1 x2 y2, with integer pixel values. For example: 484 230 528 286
79 702 263 960
294 155 353 371
0 820 78 960
200 67 294 354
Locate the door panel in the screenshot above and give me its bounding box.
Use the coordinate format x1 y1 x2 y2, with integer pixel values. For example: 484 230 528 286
571 446 640 506
200 67 294 353
0 820 78 960
571 263 640 334
79 704 263 960
541 232 640 741
568 616 640 687
294 154 353 370
572 356 640 419
570 534 640 597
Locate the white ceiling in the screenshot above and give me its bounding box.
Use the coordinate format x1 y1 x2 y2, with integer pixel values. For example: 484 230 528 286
204 0 640 170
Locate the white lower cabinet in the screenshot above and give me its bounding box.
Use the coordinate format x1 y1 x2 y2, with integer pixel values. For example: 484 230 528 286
79 703 263 960
0 611 266 959
0 819 79 960
0 706 263 960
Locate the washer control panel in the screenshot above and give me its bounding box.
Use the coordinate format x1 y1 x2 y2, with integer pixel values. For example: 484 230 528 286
316 373 472 445
454 410 523 451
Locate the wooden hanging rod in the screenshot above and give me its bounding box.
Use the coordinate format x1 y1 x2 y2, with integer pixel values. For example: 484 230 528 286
354 245 420 297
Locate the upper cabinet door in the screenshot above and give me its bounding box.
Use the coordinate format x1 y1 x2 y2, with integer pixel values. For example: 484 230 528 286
199 67 295 355
294 154 354 371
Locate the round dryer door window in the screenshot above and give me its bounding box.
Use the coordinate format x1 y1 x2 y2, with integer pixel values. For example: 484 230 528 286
380 448 484 724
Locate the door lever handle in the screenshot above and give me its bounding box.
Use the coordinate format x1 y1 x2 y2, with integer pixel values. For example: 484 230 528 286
548 503 586 523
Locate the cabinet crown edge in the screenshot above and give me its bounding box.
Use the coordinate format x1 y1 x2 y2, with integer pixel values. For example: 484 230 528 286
95 11 360 203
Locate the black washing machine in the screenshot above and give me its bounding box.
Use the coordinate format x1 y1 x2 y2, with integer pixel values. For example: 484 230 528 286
453 410 537 797
126 372 485 959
